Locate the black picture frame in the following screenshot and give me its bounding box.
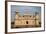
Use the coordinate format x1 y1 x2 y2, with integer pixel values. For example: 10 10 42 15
5 1 45 34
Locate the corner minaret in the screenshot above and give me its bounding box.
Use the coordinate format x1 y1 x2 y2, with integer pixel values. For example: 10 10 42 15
15 9 19 19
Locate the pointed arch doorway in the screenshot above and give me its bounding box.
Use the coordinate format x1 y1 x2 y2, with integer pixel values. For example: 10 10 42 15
26 21 28 24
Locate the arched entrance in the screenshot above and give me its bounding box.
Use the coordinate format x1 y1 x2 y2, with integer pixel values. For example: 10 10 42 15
26 21 28 24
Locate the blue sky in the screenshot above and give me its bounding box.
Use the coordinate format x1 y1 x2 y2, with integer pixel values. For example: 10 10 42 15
11 5 41 22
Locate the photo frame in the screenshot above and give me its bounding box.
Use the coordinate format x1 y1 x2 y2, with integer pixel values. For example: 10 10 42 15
5 1 45 33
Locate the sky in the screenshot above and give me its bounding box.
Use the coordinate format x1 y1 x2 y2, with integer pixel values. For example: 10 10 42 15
11 5 41 22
